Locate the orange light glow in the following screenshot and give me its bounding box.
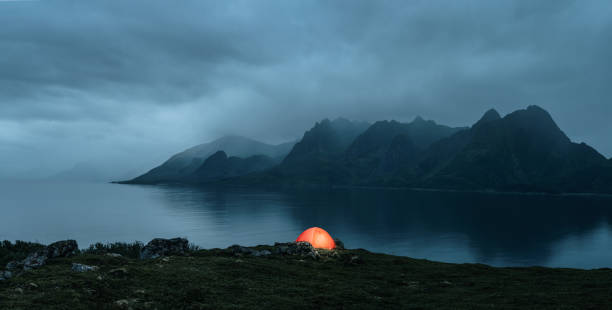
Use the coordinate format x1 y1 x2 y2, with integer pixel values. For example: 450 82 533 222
296 227 336 249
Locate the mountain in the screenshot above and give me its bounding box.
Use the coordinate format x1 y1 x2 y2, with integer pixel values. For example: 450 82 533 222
281 118 370 165
419 106 609 192
189 151 277 182
122 106 612 194
270 118 370 184
124 136 295 184
345 117 466 180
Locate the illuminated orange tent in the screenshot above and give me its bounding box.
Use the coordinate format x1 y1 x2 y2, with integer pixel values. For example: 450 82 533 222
296 227 336 249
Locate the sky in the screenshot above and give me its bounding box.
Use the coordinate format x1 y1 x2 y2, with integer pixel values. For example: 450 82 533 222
1 0 611 179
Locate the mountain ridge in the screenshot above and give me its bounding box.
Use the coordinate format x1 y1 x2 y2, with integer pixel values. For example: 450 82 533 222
119 106 612 194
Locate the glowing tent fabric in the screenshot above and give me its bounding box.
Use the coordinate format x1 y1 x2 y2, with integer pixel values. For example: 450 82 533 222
296 227 336 249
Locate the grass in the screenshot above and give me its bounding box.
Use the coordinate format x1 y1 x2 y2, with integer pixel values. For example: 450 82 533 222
2 242 612 309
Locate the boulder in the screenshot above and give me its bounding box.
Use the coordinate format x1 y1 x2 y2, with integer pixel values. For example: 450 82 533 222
47 240 78 258
140 238 189 259
71 263 99 273
22 249 49 270
21 240 78 271
273 242 320 259
229 245 254 256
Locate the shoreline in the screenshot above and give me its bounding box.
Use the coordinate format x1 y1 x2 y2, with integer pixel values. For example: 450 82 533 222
113 180 612 198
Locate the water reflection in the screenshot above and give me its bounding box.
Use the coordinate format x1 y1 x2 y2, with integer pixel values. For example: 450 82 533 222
156 185 612 268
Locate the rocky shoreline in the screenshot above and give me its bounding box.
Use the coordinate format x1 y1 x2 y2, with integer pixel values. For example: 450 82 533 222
1 237 355 282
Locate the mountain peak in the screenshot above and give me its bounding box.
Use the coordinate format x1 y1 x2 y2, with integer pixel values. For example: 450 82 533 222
413 116 425 123
473 108 501 127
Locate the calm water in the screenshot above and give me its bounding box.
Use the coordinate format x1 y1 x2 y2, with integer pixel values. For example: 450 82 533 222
2 181 612 269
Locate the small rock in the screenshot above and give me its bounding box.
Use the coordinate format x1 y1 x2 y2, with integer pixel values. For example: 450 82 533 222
229 245 253 256
28 282 38 289
134 289 146 295
347 255 363 265
6 261 21 270
253 250 272 257
14 287 24 294
0 270 12 280
109 268 128 277
106 253 122 258
96 275 104 281
161 257 170 262
140 238 189 259
115 299 129 308
72 263 99 273
440 280 452 287
273 242 320 259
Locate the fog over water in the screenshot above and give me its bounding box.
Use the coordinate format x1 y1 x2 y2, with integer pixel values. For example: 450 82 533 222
1 0 612 179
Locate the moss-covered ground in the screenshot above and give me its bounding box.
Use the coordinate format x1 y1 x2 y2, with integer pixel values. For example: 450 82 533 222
2 243 612 309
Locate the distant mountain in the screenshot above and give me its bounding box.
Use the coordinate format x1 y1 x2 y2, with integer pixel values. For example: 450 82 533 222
124 136 295 184
122 107 612 194
189 151 277 182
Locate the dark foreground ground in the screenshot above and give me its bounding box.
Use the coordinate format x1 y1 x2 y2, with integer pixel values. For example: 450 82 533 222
2 243 612 309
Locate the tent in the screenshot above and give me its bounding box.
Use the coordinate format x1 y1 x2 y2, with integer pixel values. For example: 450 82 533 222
296 227 336 249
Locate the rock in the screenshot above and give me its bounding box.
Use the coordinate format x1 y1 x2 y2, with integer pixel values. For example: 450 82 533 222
273 242 320 259
14 287 24 294
229 245 253 256
109 268 128 277
346 255 363 265
333 238 345 250
140 238 189 259
114 299 129 308
440 280 453 287
71 263 99 273
28 282 38 289
47 240 78 258
22 249 49 270
253 249 272 257
6 261 21 270
106 253 122 258
115 298 139 309
20 240 79 271
0 270 13 280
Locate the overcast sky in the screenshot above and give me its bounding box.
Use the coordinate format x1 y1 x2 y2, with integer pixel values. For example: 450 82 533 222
1 0 611 179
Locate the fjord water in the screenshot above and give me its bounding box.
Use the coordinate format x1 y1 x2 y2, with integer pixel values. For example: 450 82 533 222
2 181 612 269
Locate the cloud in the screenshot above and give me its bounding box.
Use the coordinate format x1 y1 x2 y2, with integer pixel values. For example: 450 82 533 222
1 0 611 178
